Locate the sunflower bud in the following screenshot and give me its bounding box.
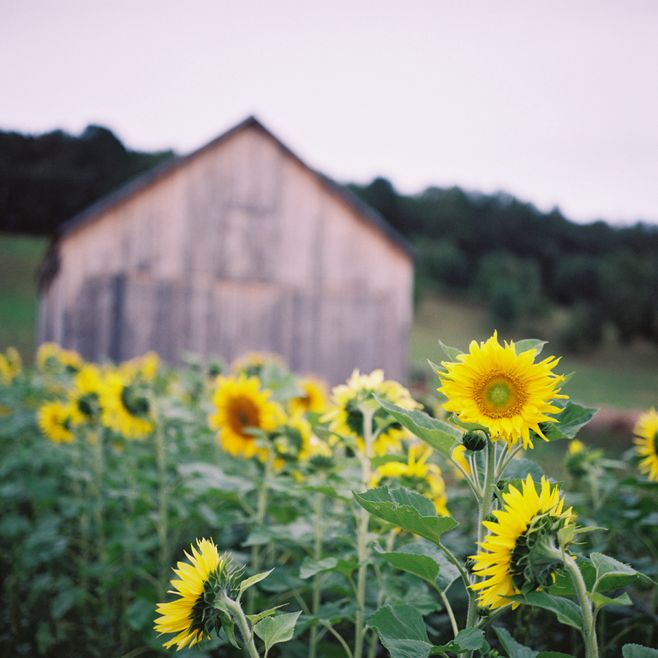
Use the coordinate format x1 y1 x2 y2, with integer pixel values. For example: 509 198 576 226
462 429 488 452
208 360 223 378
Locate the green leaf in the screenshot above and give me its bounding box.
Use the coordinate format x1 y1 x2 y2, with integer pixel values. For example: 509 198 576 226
544 402 597 440
386 540 460 590
354 486 458 543
238 569 273 598
591 591 632 609
374 397 461 457
299 557 337 579
515 339 548 356
368 604 433 658
493 626 575 658
51 589 78 619
623 645 658 658
508 591 583 629
380 552 439 586
247 605 286 625
253 610 301 656
591 552 641 591
437 340 462 361
432 627 485 653
501 458 544 483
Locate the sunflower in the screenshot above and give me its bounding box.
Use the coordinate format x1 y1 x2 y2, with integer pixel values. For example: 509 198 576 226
38 401 75 444
120 351 160 382
231 351 285 377
325 369 421 456
451 444 472 478
0 355 12 386
36 342 83 374
438 333 568 449
270 412 312 469
209 375 285 459
633 408 658 482
69 365 105 425
101 372 154 439
370 444 449 515
289 376 329 415
155 538 242 650
0 347 21 385
471 475 574 610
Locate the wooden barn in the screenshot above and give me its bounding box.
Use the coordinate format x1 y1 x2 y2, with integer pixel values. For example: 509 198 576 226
38 116 414 383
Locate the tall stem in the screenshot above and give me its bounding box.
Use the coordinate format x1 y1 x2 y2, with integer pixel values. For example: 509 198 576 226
562 552 599 658
248 455 271 614
155 421 168 594
91 429 105 612
354 406 375 658
224 597 261 658
309 493 324 658
465 441 497 653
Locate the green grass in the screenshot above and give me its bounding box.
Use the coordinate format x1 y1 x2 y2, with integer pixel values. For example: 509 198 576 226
0 233 48 358
411 293 658 410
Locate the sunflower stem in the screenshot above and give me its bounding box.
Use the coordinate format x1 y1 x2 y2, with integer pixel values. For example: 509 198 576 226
155 418 169 595
248 454 272 614
465 439 496 656
224 596 261 658
560 550 599 658
309 492 324 658
354 404 376 658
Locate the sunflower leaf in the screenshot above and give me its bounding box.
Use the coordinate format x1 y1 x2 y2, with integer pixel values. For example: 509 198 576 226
507 591 583 629
354 486 458 543
543 402 597 440
379 552 439 586
437 340 462 361
622 644 658 658
253 610 301 655
368 604 433 658
238 569 274 598
374 397 461 457
514 339 548 356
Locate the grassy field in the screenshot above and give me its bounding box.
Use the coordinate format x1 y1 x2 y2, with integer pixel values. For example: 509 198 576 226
0 232 655 411
0 233 48 358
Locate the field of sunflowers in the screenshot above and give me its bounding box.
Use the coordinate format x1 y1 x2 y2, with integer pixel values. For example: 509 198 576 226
0 336 657 658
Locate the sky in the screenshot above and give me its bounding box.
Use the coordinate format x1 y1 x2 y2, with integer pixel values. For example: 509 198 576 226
2 0 658 225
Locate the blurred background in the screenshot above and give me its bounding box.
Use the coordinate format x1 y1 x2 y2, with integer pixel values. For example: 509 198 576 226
1 0 657 437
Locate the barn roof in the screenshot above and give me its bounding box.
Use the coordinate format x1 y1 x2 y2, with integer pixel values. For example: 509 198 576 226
55 115 414 259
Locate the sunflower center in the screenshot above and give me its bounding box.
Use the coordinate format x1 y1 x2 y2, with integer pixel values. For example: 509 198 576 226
475 374 527 418
78 392 100 419
653 431 658 455
227 396 260 438
121 385 150 418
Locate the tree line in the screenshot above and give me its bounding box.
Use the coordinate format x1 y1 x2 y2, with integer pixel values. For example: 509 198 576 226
1 126 656 349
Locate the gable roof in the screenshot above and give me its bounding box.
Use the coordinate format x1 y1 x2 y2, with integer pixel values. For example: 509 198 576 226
55 115 414 259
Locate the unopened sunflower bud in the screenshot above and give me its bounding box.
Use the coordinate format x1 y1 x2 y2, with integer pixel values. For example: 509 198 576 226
462 430 488 452
208 361 223 378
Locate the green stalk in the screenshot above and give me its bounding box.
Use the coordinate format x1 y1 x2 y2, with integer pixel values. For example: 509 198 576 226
354 405 376 658
223 596 261 658
248 455 271 614
91 429 106 610
561 551 599 658
155 421 168 594
309 493 324 658
464 440 497 654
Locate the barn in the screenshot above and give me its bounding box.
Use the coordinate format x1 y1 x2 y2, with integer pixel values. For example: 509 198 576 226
38 116 414 383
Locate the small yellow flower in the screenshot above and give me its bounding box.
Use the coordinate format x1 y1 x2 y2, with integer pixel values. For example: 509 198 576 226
0 355 12 386
471 475 574 610
289 377 329 415
568 439 585 456
271 412 312 469
371 444 449 516
438 333 568 449
634 408 658 482
69 365 105 425
325 369 421 456
101 372 154 439
120 351 160 382
451 444 472 478
36 342 83 373
209 375 285 459
38 401 75 444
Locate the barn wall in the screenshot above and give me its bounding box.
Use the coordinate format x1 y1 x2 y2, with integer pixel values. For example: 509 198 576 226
39 124 413 382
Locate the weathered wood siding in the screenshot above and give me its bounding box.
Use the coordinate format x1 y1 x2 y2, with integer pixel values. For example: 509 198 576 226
39 123 413 383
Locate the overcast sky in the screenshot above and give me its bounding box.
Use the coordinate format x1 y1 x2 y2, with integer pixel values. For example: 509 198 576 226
2 0 658 224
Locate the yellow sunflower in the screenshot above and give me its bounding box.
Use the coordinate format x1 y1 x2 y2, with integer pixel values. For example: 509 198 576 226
120 351 160 382
36 342 84 374
271 412 312 469
370 444 449 516
289 376 329 415
633 408 658 482
38 401 75 444
100 372 154 439
0 355 12 386
325 369 421 456
209 375 285 459
451 444 472 479
438 333 568 449
155 538 241 651
471 475 574 610
231 351 286 377
0 347 22 385
69 364 105 425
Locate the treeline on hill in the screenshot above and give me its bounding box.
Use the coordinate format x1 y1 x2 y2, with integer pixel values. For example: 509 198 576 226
1 125 656 350
0 125 174 234
349 178 658 350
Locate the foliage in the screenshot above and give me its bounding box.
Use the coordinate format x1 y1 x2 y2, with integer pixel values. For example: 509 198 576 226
0 339 656 657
